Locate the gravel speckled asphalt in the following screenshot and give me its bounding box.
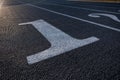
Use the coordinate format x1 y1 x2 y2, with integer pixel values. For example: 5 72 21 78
0 0 120 80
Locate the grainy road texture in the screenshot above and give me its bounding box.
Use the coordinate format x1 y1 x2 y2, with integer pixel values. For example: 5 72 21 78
0 0 120 80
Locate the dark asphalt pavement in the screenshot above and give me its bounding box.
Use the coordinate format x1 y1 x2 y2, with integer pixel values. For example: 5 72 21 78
0 0 120 80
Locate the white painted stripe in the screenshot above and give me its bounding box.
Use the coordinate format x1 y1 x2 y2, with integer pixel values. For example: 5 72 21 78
19 20 99 64
18 0 120 14
59 4 120 14
38 3 120 14
37 1 120 9
26 4 120 32
68 1 120 9
88 13 120 23
73 4 120 9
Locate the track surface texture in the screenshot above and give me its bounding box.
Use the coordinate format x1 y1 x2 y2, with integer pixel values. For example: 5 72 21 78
0 0 120 80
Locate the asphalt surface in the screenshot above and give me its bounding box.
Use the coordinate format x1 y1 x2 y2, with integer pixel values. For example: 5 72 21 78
0 0 120 80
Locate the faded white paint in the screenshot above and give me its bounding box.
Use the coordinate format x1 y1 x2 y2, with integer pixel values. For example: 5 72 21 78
19 20 99 64
37 3 120 15
88 13 120 23
26 4 120 32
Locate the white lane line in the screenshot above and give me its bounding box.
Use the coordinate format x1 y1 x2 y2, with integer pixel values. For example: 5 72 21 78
37 3 120 15
74 5 120 9
26 4 120 32
88 13 120 23
19 20 99 64
63 1 120 9
18 0 120 14
37 1 120 9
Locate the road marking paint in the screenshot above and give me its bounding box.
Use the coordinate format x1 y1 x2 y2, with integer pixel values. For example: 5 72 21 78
26 4 120 32
88 13 120 23
66 1 120 9
19 20 99 64
59 4 120 14
72 4 120 9
37 3 120 15
36 1 120 9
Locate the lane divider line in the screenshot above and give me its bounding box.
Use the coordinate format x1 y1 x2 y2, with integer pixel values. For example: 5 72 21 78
36 3 120 15
35 0 120 9
25 3 120 32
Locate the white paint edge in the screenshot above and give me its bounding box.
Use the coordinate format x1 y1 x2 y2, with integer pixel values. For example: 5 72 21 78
19 20 99 64
25 4 120 32
88 13 120 23
38 3 120 15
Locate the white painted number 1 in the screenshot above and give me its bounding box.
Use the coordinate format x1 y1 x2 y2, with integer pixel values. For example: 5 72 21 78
19 19 99 64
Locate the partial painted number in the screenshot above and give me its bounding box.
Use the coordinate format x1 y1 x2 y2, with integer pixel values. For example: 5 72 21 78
19 19 99 64
88 13 120 23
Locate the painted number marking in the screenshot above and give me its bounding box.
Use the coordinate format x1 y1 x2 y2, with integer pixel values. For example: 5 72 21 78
88 13 120 23
19 19 99 64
